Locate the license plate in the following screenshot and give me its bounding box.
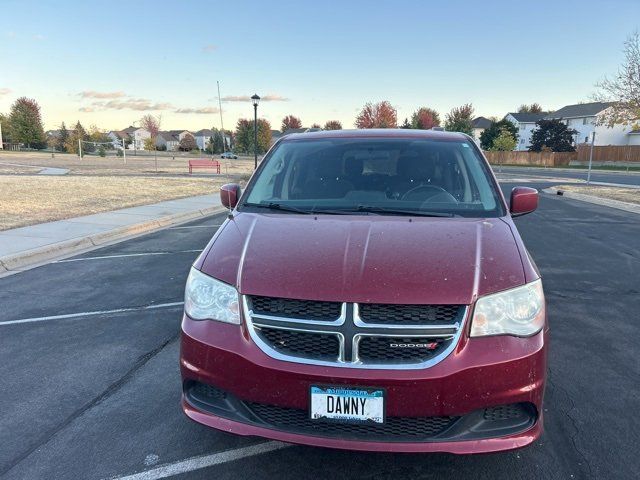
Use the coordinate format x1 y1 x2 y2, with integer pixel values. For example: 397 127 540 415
310 386 385 424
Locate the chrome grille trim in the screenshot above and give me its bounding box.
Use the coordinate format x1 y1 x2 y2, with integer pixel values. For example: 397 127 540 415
243 296 468 370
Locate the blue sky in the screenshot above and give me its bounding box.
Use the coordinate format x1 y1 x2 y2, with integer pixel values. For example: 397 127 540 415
0 0 638 131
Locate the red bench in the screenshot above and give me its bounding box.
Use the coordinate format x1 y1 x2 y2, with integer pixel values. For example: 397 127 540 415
188 159 221 174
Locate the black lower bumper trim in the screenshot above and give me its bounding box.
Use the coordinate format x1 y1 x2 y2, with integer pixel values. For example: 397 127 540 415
184 381 538 443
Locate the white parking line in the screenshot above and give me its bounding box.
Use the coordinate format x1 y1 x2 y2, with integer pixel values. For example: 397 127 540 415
56 250 202 263
0 302 184 327
109 441 290 480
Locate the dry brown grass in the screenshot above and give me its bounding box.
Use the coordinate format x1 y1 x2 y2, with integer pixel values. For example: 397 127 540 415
0 176 229 230
556 184 640 205
0 152 255 176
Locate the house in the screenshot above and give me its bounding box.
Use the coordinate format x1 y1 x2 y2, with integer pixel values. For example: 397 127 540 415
193 129 232 151
270 129 284 145
193 129 214 151
122 126 151 150
156 131 180 151
108 126 151 150
544 101 639 146
471 117 492 142
504 113 547 151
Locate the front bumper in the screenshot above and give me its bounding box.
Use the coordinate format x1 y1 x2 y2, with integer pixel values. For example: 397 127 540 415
180 315 547 453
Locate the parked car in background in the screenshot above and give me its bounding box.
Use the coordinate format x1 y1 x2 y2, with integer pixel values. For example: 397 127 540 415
181 129 547 454
221 152 238 159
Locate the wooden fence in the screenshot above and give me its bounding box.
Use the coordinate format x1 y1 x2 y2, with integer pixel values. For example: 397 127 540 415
483 151 576 167
576 145 640 163
484 145 640 166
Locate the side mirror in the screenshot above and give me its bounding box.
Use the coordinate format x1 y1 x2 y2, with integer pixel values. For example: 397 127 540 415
510 187 538 217
220 183 241 209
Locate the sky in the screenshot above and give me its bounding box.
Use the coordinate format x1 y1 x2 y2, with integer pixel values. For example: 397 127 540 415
0 0 638 132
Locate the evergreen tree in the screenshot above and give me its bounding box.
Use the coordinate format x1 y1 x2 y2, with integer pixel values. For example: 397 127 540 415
528 119 578 152
58 122 69 152
8 97 46 148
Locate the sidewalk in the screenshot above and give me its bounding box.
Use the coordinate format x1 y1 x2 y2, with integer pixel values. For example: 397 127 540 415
0 194 224 275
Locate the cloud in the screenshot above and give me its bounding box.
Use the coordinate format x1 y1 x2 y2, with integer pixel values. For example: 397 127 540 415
0 88 11 97
175 107 220 114
79 107 95 112
202 44 217 52
79 90 126 99
91 99 174 111
221 93 289 102
33 34 45 41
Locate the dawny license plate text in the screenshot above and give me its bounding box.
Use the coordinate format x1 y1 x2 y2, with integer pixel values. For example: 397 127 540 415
310 386 384 424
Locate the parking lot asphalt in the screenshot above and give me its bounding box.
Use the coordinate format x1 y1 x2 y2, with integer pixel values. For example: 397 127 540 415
497 166 640 186
1 182 639 479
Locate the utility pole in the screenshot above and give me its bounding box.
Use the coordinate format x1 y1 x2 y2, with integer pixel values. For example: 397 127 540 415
587 131 596 184
217 81 226 151
122 138 127 165
0 121 4 149
78 138 83 159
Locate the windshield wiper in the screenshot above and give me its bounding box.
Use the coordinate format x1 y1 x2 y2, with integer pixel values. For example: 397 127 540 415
241 202 314 214
345 205 455 217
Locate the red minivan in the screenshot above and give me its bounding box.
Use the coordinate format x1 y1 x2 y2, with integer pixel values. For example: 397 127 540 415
180 129 547 454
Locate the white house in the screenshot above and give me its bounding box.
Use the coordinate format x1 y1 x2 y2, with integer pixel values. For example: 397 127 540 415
193 129 214 151
504 113 547 151
544 102 639 146
108 126 151 150
471 117 492 142
156 131 180 151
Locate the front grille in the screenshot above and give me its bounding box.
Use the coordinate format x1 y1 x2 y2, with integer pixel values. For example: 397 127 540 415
185 382 538 443
250 295 342 321
247 402 457 439
255 326 340 361
357 337 449 363
245 296 467 369
358 303 462 325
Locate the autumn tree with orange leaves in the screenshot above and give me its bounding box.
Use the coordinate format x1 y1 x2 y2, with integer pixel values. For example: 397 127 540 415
281 115 302 132
355 101 397 128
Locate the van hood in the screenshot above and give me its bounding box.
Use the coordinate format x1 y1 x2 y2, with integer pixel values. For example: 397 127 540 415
198 213 526 305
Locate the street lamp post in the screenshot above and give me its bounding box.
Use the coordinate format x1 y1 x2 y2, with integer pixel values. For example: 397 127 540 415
251 94 260 169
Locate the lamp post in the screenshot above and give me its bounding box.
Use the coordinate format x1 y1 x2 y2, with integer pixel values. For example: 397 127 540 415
251 94 260 169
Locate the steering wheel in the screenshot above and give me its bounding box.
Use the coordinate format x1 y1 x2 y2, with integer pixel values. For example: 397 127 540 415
401 185 456 203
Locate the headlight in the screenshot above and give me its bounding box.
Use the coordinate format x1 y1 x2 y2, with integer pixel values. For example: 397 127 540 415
470 279 544 337
184 268 240 324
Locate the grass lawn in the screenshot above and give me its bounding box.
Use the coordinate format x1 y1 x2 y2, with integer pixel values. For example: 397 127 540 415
555 184 640 205
0 176 229 230
0 151 256 176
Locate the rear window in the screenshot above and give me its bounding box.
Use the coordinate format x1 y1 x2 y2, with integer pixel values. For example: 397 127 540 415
241 137 504 217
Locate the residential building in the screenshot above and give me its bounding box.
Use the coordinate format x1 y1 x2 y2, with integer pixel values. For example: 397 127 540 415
505 113 547 151
544 101 639 146
156 131 181 151
193 129 232 151
123 126 151 150
471 117 492 142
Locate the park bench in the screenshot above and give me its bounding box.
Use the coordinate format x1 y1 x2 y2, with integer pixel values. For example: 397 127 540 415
188 159 221 174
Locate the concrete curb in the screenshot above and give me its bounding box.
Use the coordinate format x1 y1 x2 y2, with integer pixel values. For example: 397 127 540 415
0 205 225 275
543 187 640 215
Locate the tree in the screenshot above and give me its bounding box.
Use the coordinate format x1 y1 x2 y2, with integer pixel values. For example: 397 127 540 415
140 114 161 169
8 97 46 148
178 133 198 151
355 101 397 128
411 107 440 130
57 122 69 152
0 113 12 144
480 119 518 150
595 31 640 126
143 137 155 150
88 124 110 144
206 128 225 154
310 123 321 128
324 120 342 130
528 119 578 152
65 121 87 155
234 118 272 154
281 115 302 132
490 128 518 151
400 118 411 129
518 103 544 114
444 103 474 135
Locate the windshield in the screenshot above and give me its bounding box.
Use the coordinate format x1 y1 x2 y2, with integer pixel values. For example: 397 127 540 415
241 137 504 217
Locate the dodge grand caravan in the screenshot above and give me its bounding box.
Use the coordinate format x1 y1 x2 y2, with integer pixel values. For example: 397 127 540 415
180 129 547 454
